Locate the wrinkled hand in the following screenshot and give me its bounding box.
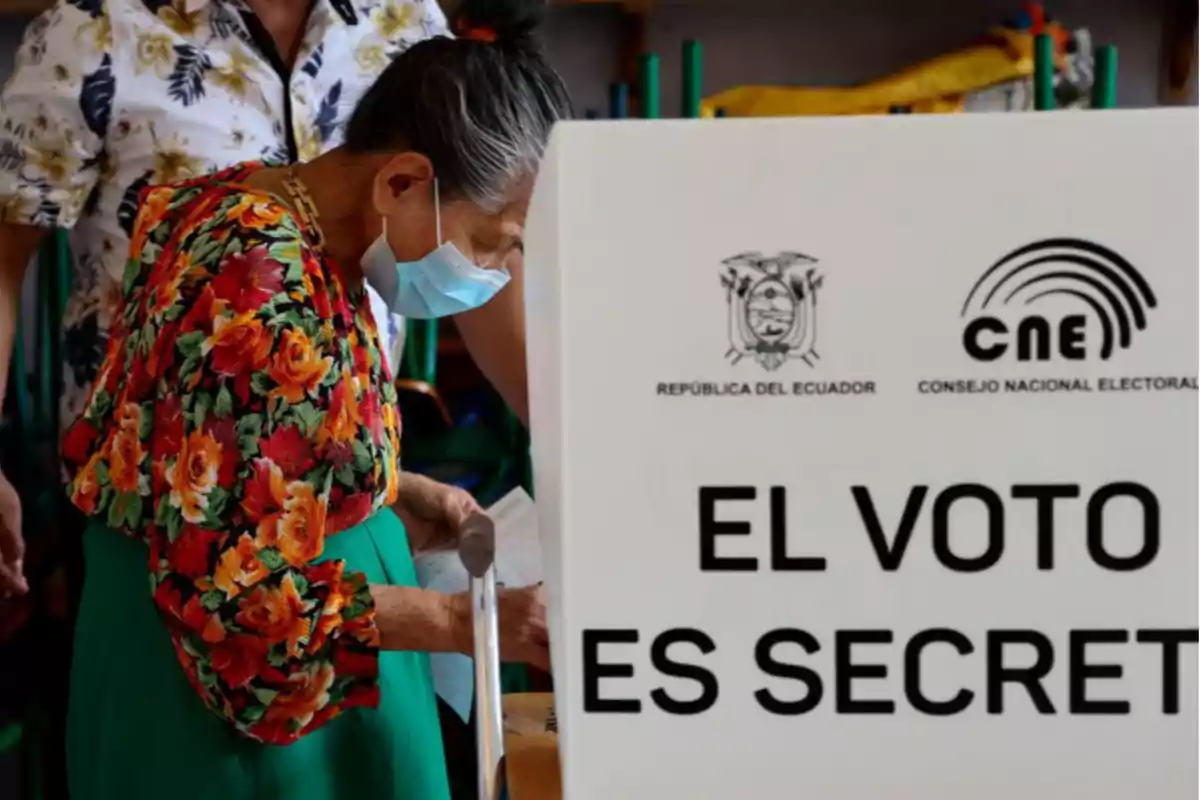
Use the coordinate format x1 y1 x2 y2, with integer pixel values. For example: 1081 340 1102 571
436 482 482 534
0 469 27 596
397 474 482 552
496 585 549 672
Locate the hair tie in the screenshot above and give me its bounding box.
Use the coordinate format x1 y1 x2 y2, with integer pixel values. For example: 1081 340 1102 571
454 18 498 43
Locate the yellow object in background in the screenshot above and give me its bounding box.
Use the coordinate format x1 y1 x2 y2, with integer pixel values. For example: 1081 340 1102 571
701 27 1071 117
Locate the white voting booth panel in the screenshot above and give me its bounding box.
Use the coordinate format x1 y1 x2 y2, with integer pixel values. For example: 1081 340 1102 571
524 110 1198 799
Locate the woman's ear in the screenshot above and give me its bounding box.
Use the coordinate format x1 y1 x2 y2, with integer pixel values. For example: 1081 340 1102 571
373 152 435 214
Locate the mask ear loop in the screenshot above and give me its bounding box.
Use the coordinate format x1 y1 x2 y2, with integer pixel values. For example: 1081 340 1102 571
434 178 442 246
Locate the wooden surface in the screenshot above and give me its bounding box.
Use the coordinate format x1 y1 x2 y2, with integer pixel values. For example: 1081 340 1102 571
1159 0 1198 104
0 0 48 14
503 693 562 800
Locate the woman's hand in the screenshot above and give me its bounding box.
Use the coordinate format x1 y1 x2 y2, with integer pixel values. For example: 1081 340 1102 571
436 482 483 534
497 585 550 671
394 473 482 551
445 585 550 672
0 468 26 597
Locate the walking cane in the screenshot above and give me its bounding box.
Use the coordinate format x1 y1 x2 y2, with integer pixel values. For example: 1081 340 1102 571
459 512 509 800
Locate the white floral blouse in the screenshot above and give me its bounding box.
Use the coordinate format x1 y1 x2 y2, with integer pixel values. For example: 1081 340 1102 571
0 0 447 426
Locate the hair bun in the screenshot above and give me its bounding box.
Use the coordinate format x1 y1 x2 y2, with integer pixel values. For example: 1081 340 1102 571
452 0 548 48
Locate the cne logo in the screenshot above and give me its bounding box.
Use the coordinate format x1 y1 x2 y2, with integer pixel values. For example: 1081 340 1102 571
961 238 1157 362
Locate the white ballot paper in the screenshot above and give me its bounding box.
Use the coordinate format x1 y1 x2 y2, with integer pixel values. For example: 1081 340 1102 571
413 487 543 722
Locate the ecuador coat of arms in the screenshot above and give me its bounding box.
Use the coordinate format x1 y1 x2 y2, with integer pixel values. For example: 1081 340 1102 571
720 250 824 371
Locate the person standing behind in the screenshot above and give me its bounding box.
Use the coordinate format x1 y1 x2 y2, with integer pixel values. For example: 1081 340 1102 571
0 0 531 792
0 0 532 608
0 0 444 587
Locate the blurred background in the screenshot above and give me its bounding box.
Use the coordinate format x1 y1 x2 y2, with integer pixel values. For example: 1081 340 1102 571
453 0 1197 112
1 0 1197 121
0 0 1195 796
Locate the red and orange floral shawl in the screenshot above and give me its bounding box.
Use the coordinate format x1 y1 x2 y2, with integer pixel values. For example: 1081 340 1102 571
62 164 402 745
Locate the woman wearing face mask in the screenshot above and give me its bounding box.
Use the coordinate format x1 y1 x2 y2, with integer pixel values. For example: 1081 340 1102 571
58 1 569 798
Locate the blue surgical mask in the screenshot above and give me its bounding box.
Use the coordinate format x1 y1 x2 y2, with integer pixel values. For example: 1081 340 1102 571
361 179 511 319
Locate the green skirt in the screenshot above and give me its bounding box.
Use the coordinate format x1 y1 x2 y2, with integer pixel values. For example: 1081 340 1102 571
67 509 452 800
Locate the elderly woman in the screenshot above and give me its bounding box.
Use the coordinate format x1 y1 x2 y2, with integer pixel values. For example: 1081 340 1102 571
58 1 570 797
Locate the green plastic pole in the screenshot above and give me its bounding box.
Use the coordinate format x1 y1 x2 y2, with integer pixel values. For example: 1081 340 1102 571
402 319 437 385
609 82 629 119
639 53 660 119
35 250 53 436
422 320 438 385
1092 45 1118 109
682 39 702 118
10 326 32 443
1033 33 1055 110
49 230 70 432
402 320 418 379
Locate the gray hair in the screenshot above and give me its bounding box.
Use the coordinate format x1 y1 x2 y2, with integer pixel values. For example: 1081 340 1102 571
344 0 571 210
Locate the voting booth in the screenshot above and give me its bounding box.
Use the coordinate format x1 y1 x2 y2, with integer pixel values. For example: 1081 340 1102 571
522 110 1198 799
